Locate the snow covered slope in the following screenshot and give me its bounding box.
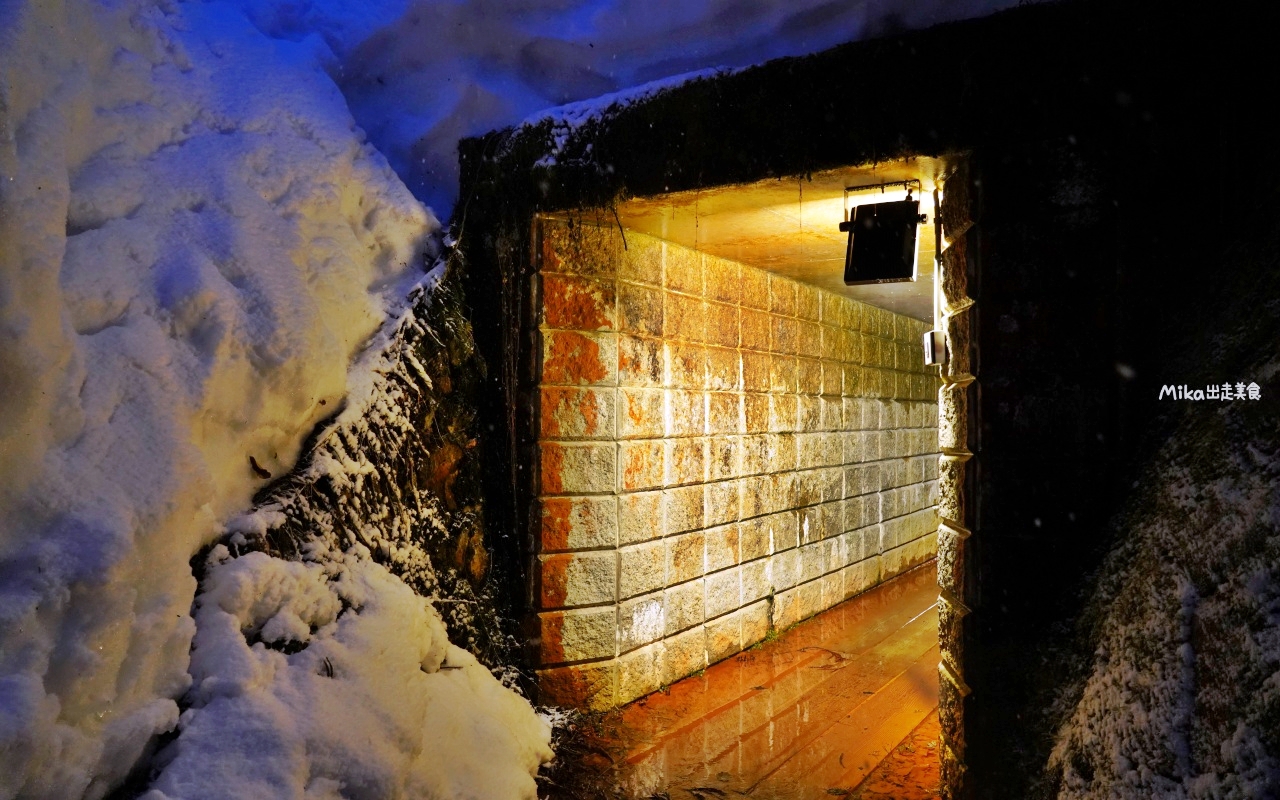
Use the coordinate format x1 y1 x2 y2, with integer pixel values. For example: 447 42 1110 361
1046 370 1280 797
223 0 1035 217
0 0 482 796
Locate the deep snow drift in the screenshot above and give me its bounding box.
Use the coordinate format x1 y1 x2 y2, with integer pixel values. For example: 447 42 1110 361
0 0 548 797
145 544 550 799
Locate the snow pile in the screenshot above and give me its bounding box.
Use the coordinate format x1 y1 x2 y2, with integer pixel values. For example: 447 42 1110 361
221 0 1035 217
0 0 441 795
144 544 550 799
1046 366 1280 797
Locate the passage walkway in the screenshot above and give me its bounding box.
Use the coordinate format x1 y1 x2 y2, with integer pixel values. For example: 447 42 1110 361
588 562 941 799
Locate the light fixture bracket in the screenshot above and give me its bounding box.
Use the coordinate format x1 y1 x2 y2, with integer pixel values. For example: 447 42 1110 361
840 178 927 285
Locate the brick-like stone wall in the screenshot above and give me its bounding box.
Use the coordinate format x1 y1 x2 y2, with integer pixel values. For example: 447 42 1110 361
934 161 979 799
532 216 940 708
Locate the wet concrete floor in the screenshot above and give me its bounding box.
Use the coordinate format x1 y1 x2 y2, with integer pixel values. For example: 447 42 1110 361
590 562 941 799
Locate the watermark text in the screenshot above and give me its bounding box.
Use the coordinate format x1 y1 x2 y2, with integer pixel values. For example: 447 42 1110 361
1158 382 1261 401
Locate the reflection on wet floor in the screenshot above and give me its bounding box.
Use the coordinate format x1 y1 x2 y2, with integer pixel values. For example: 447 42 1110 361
846 712 941 799
593 562 940 799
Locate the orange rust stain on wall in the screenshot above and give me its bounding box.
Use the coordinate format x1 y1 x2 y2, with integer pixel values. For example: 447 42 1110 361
618 349 638 375
541 498 573 551
540 613 566 664
541 393 563 439
540 555 570 608
579 392 600 432
626 400 646 427
544 331 607 384
544 274 614 330
541 388 603 439
621 445 658 490
538 662 606 707
541 445 566 495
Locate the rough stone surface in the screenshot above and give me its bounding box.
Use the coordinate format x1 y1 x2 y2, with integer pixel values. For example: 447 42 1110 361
939 160 975 239
663 625 707 684
537 661 616 710
539 551 617 608
665 530 705 584
619 439 665 492
540 386 615 440
938 382 969 452
936 524 967 597
943 309 972 380
618 540 665 600
617 641 667 705
541 496 616 552
940 237 970 314
663 579 704 634
618 334 663 386
540 606 616 663
704 566 742 618
618 594 665 652
618 387 664 439
534 218 942 707
938 457 967 525
541 214 622 279
541 329 618 386
542 272 616 331
939 739 967 800
705 610 742 663
937 594 968 676
540 441 616 495
617 490 662 545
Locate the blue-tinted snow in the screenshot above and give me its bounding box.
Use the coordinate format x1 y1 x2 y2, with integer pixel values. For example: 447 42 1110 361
219 0 1037 218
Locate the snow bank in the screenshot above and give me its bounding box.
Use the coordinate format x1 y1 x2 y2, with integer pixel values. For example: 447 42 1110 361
0 0 436 795
143 545 550 800
221 0 1036 217
1046 363 1280 797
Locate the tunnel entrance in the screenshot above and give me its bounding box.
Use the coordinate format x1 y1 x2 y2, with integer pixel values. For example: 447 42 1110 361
531 159 958 718
455 4 1217 792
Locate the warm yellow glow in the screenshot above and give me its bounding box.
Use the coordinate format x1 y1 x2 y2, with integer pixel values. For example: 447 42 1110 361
841 186 918 220
607 159 952 319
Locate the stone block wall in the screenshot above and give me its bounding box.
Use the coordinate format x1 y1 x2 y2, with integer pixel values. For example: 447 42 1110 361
533 215 941 709
934 161 979 798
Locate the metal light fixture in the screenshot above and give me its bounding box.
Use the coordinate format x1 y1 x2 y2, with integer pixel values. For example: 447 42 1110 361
924 186 947 367
840 180 927 286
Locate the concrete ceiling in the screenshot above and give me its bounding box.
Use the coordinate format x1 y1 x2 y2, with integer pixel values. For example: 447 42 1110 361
614 158 949 322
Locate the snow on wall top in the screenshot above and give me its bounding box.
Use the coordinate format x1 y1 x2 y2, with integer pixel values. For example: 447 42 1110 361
518 67 734 167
